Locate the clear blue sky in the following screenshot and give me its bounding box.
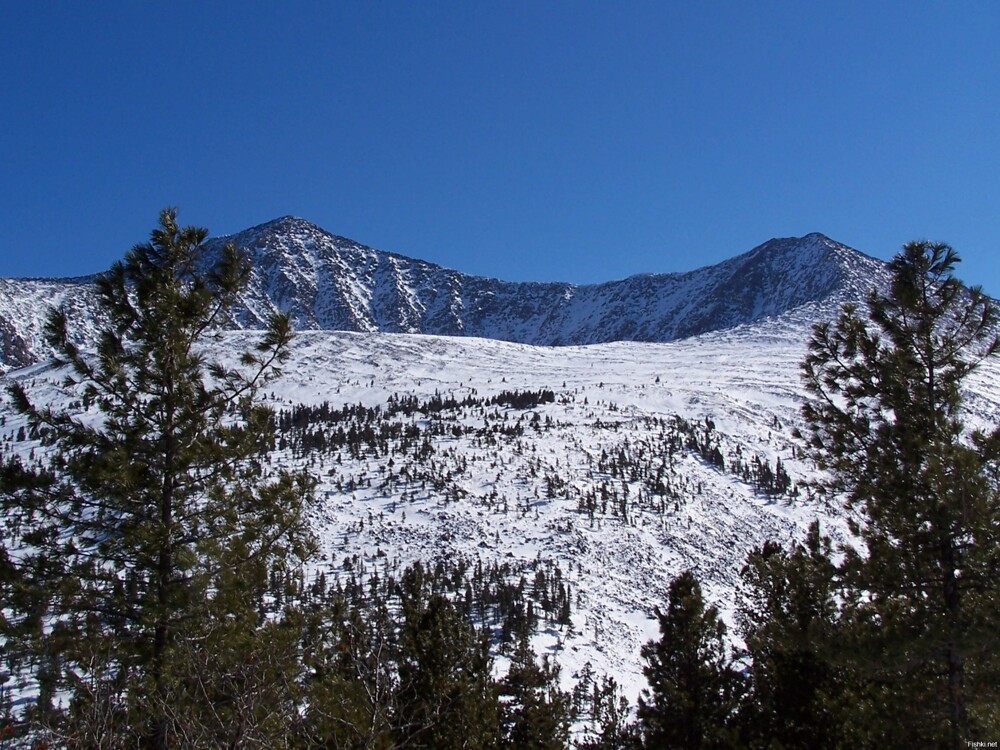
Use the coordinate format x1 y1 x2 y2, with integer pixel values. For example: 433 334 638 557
2 2 998 293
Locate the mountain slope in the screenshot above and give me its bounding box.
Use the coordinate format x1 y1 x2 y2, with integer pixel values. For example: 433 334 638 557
207 217 888 342
0 318 834 700
6 317 997 701
0 218 888 371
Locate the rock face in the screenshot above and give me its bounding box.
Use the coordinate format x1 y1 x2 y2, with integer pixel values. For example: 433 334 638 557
0 276 103 371
0 217 888 371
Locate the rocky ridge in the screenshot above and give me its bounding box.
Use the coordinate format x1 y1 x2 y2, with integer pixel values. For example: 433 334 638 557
0 217 888 371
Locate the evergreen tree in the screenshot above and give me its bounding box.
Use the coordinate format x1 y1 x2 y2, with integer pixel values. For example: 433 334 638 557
738 522 847 749
799 241 1000 747
499 629 573 750
395 571 499 749
300 602 399 750
636 570 743 750
573 676 636 750
0 209 315 747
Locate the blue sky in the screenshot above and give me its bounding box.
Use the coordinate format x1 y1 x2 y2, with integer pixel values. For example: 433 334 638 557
2 2 998 293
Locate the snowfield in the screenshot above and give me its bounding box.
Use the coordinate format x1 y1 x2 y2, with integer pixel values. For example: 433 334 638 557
4 296 999 715
249 316 856 699
5 307 944 704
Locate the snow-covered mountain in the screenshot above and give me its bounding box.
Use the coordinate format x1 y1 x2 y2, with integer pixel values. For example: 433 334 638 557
3 221 999 709
6 316 998 704
0 217 887 371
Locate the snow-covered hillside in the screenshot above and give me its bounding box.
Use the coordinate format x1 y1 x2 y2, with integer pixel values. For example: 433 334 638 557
12 304 994 703
216 219 886 345
0 218 888 372
0 276 101 371
10 220 994 704
254 318 850 699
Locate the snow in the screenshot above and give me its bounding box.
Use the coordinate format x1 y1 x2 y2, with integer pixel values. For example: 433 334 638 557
0 220 890 372
4 219 995 710
5 304 1000 710
247 318 998 699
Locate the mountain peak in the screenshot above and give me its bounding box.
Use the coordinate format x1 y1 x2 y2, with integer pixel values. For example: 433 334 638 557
0 222 888 371
753 232 840 254
248 215 319 232
224 215 337 244
743 232 882 279
800 231 833 243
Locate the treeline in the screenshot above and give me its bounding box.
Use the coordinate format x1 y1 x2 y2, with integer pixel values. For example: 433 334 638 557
269 393 798 534
308 554 575 649
270 389 561 458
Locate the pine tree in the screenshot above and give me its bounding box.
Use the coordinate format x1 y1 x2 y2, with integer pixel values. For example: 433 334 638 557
799 241 1000 747
300 601 398 749
499 628 573 750
0 209 315 747
738 522 847 749
573 675 636 750
394 567 499 749
636 570 743 749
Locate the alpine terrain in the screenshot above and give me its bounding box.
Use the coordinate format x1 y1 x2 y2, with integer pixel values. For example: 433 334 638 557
0 218 885 372
2 218 998 744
